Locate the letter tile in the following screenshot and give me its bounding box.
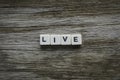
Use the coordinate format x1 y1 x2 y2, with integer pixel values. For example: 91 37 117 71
71 34 82 45
40 34 50 45
61 34 71 45
51 35 61 45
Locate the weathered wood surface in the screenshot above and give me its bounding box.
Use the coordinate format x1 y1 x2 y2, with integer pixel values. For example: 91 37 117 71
0 0 120 80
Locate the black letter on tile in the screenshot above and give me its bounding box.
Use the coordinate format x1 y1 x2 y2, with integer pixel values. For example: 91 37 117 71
54 37 56 43
63 37 68 42
74 37 78 42
42 37 46 42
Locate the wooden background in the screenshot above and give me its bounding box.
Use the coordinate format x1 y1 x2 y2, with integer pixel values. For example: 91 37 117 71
0 0 120 80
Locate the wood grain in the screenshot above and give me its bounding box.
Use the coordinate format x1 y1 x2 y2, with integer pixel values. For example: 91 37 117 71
0 0 120 80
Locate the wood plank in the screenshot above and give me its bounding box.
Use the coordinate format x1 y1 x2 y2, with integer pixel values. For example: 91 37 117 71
0 0 120 80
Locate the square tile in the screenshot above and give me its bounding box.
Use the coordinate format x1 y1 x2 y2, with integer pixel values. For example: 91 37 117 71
51 35 61 45
71 34 82 45
40 34 50 45
61 34 71 45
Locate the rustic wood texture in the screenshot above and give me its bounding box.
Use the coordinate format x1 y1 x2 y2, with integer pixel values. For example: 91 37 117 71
0 0 120 80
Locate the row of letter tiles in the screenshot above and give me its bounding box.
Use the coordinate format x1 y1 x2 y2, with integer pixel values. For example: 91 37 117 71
40 34 82 45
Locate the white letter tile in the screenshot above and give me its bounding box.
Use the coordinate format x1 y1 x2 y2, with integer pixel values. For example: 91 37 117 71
40 34 50 45
61 34 71 45
51 35 61 45
71 34 82 45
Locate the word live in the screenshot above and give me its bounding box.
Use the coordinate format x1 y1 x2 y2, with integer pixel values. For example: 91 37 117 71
40 34 82 45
